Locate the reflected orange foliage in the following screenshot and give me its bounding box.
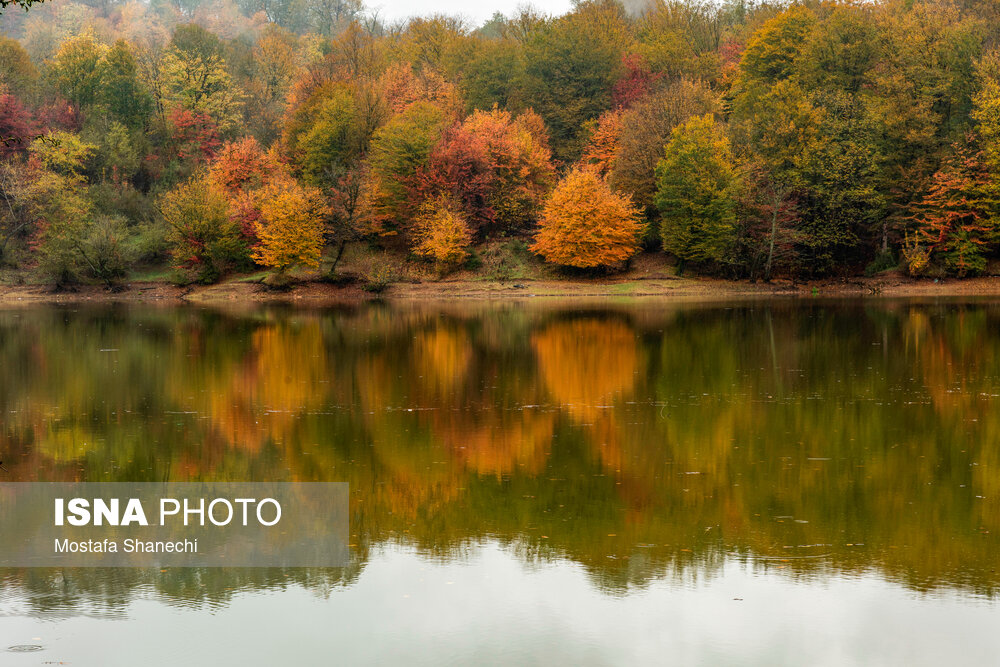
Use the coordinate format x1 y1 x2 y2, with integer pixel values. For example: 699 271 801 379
435 408 555 478
532 318 639 422
197 321 329 453
413 325 473 396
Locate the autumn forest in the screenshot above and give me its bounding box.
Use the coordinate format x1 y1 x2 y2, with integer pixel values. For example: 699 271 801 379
1 0 999 286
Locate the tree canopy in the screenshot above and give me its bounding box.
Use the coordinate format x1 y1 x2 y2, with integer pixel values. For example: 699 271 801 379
1 0 999 284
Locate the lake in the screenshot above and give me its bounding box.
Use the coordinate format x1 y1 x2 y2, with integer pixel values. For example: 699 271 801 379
2 298 1000 665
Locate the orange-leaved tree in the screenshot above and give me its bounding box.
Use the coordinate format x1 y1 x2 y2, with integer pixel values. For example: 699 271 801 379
376 62 461 117
251 179 330 274
579 108 623 177
207 137 286 244
457 107 554 232
412 196 473 271
208 136 284 195
531 168 644 268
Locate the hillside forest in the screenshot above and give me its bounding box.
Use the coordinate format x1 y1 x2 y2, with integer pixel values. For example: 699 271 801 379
2 0 1000 285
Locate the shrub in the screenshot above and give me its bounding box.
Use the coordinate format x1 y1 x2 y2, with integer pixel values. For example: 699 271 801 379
130 220 171 264
358 251 402 294
864 251 897 277
901 233 930 277
481 238 530 282
77 214 137 287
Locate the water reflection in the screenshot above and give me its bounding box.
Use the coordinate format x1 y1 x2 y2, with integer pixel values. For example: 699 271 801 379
2 299 1000 610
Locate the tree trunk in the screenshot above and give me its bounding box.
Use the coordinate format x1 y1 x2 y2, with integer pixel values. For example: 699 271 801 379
765 190 780 282
328 240 348 277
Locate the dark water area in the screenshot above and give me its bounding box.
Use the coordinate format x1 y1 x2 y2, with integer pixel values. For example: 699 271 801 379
2 299 1000 665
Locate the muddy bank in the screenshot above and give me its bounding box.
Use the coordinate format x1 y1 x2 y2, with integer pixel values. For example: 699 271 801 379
5 273 1000 305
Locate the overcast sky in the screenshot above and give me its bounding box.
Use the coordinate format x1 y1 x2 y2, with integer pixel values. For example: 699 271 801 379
369 0 575 28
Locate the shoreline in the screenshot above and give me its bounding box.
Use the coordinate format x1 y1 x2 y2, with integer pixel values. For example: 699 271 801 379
4 274 1000 305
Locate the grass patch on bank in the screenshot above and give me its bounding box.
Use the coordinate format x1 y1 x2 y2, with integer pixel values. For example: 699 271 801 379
128 266 175 283
233 270 272 283
608 282 641 294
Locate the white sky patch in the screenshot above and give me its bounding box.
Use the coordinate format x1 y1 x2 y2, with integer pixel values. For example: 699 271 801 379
369 0 575 27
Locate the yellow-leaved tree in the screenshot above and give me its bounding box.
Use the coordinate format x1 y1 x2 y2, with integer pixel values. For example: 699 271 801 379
530 168 644 269
252 179 329 275
413 196 473 272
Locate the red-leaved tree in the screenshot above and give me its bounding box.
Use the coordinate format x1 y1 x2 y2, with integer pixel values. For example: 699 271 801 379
169 109 222 163
905 150 997 277
0 93 36 158
416 107 554 237
612 54 660 109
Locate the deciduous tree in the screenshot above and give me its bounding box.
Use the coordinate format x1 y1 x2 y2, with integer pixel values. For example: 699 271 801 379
47 33 107 111
283 81 366 187
97 40 154 131
531 167 643 268
412 195 472 271
419 107 554 235
654 114 738 270
207 136 285 244
0 93 36 157
30 131 94 178
0 160 40 261
29 170 93 286
519 0 632 162
0 37 37 100
160 176 244 282
580 109 622 177
161 24 243 136
363 101 448 235
207 135 283 195
251 179 328 274
905 150 997 277
609 80 719 214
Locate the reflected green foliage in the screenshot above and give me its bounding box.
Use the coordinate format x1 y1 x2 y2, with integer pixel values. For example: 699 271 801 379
3 300 1000 607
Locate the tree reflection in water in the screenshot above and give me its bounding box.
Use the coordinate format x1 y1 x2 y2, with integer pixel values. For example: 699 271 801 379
2 299 1000 611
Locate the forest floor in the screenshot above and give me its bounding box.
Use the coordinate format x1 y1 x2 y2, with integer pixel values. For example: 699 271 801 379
3 249 1000 304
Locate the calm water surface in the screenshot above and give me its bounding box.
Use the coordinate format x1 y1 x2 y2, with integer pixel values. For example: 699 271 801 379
2 298 1000 665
